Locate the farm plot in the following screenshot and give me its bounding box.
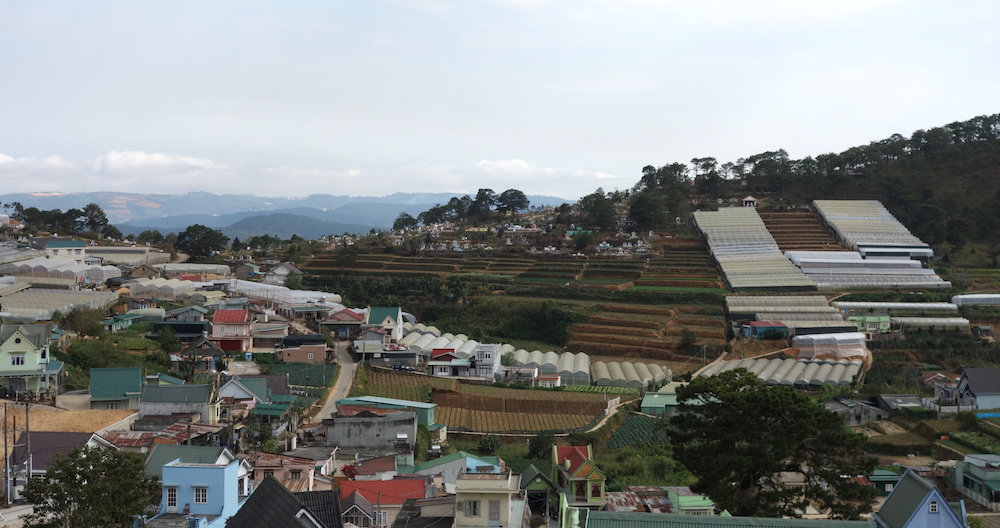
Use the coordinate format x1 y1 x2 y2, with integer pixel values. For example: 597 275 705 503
436 407 597 433
605 415 667 448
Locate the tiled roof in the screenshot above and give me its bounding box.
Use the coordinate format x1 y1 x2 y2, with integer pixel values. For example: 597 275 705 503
225 475 321 528
555 445 591 474
339 478 427 505
325 309 365 322
297 489 341 528
214 309 251 323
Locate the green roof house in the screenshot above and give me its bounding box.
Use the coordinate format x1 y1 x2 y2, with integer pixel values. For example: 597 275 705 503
364 306 404 341
90 367 143 410
872 469 965 528
868 469 902 497
664 487 715 515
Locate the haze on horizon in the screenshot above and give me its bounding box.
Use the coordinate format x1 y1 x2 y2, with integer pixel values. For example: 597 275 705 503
1 1 997 201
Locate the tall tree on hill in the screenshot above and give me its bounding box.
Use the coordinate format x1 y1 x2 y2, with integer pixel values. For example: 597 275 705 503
497 189 529 215
469 188 498 220
82 203 109 233
668 369 875 519
175 224 229 259
577 188 616 230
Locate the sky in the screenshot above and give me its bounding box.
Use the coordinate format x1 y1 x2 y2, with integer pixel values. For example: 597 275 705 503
1 1 998 201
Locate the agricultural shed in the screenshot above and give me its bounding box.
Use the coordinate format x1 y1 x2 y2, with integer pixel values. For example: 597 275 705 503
0 287 118 321
620 362 643 389
952 294 1000 306
456 339 479 358
424 336 454 351
526 350 544 370
156 263 232 276
693 207 815 291
647 364 669 382
784 320 861 336
398 332 423 347
573 353 591 385
725 295 839 320
422 325 441 337
813 200 934 259
606 362 626 387
513 349 530 366
591 362 611 385
541 352 560 374
129 277 196 301
408 333 437 351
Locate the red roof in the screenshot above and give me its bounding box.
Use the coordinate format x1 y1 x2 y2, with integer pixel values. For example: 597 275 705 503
431 349 458 359
214 309 250 323
326 309 365 322
555 445 591 474
339 478 427 504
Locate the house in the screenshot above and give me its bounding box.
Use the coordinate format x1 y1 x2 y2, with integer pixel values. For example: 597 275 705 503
391 497 455 528
144 444 252 498
473 343 502 380
211 308 255 352
365 306 404 342
520 464 558 517
149 320 212 344
869 469 902 497
873 394 927 414
454 470 528 528
428 348 473 378
324 407 417 454
340 477 432 528
958 367 1000 410
36 238 88 262
263 262 303 286
553 445 606 509
166 305 210 322
7 431 116 500
355 454 400 481
848 315 892 336
89 366 143 410
138 384 221 426
248 451 327 492
872 468 966 528
277 334 328 364
664 487 715 515
233 262 261 280
955 454 1000 510
411 451 505 486
130 264 162 279
223 475 337 528
0 323 64 399
102 312 144 333
742 195 758 208
284 446 340 479
336 396 439 429
321 308 365 340
145 458 245 528
279 302 331 323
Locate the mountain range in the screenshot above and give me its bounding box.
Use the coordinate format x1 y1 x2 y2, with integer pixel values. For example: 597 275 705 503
0 191 573 240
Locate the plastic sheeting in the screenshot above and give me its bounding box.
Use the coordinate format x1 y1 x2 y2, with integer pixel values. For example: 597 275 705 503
792 332 869 359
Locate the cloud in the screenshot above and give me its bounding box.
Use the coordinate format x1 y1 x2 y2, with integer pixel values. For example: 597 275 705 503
475 159 627 197
93 150 226 173
0 153 77 171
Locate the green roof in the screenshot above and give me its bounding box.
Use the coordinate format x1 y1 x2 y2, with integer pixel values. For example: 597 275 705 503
641 393 678 410
585 512 876 528
366 307 401 325
520 464 557 491
270 393 298 404
235 376 270 401
45 240 86 248
150 373 186 386
412 451 499 472
141 384 212 403
869 469 901 482
339 396 436 409
250 403 292 416
90 367 143 401
144 444 228 479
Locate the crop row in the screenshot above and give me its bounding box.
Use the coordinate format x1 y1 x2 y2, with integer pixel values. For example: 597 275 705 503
605 416 667 449
436 407 595 432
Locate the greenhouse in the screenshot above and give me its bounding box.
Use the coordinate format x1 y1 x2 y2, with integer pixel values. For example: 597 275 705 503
792 332 869 359
952 294 1000 306
0 287 118 321
129 278 197 301
785 250 950 290
726 295 839 320
592 360 671 388
813 200 934 259
694 208 816 291
697 356 863 388
832 301 959 315
156 263 232 276
408 333 438 351
891 317 971 330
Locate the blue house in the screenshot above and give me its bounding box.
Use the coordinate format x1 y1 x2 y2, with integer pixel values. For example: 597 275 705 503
145 458 245 528
872 469 965 528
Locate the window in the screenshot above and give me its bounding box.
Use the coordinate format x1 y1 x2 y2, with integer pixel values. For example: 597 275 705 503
378 511 388 526
106 402 119 410
11 355 24 366
290 470 301 480
466 500 480 516
263 470 274 479
929 501 938 513
194 487 207 504
885 483 893 492
307 352 314 359
167 487 177 509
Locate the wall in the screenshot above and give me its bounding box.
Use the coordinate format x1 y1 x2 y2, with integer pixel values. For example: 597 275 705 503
326 412 417 453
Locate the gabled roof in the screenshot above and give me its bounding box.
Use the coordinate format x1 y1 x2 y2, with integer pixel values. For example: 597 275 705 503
873 469 964 528
324 309 365 323
296 489 341 528
342 489 374 516
144 444 231 479
214 308 251 323
141 384 214 403
366 307 401 326
237 374 291 396
90 367 143 401
339 478 427 505
960 367 1000 395
520 464 557 490
356 455 397 476
10 431 114 473
0 323 51 349
554 445 592 474
165 305 209 316
226 475 326 528
412 451 500 473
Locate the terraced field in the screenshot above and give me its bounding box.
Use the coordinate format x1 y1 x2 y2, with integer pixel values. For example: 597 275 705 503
632 239 726 293
565 303 726 366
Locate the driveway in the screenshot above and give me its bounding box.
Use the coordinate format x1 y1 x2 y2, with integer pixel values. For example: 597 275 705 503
314 340 355 422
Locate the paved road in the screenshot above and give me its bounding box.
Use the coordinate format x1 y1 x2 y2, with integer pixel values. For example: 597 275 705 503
314 341 355 423
0 503 33 527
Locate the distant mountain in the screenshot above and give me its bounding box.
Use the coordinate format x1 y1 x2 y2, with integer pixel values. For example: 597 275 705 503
3 190 573 238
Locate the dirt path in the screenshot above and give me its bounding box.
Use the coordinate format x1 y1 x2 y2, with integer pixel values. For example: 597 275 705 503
314 341 355 422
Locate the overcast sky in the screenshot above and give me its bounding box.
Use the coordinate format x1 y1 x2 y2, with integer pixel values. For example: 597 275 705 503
1 1 997 201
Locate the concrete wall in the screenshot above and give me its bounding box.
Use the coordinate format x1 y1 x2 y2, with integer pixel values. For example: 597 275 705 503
326 412 417 453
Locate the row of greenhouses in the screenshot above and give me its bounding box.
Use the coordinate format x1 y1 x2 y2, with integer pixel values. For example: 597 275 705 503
0 256 122 283
813 200 934 259
698 357 863 388
785 250 950 290
591 361 671 388
694 207 815 291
